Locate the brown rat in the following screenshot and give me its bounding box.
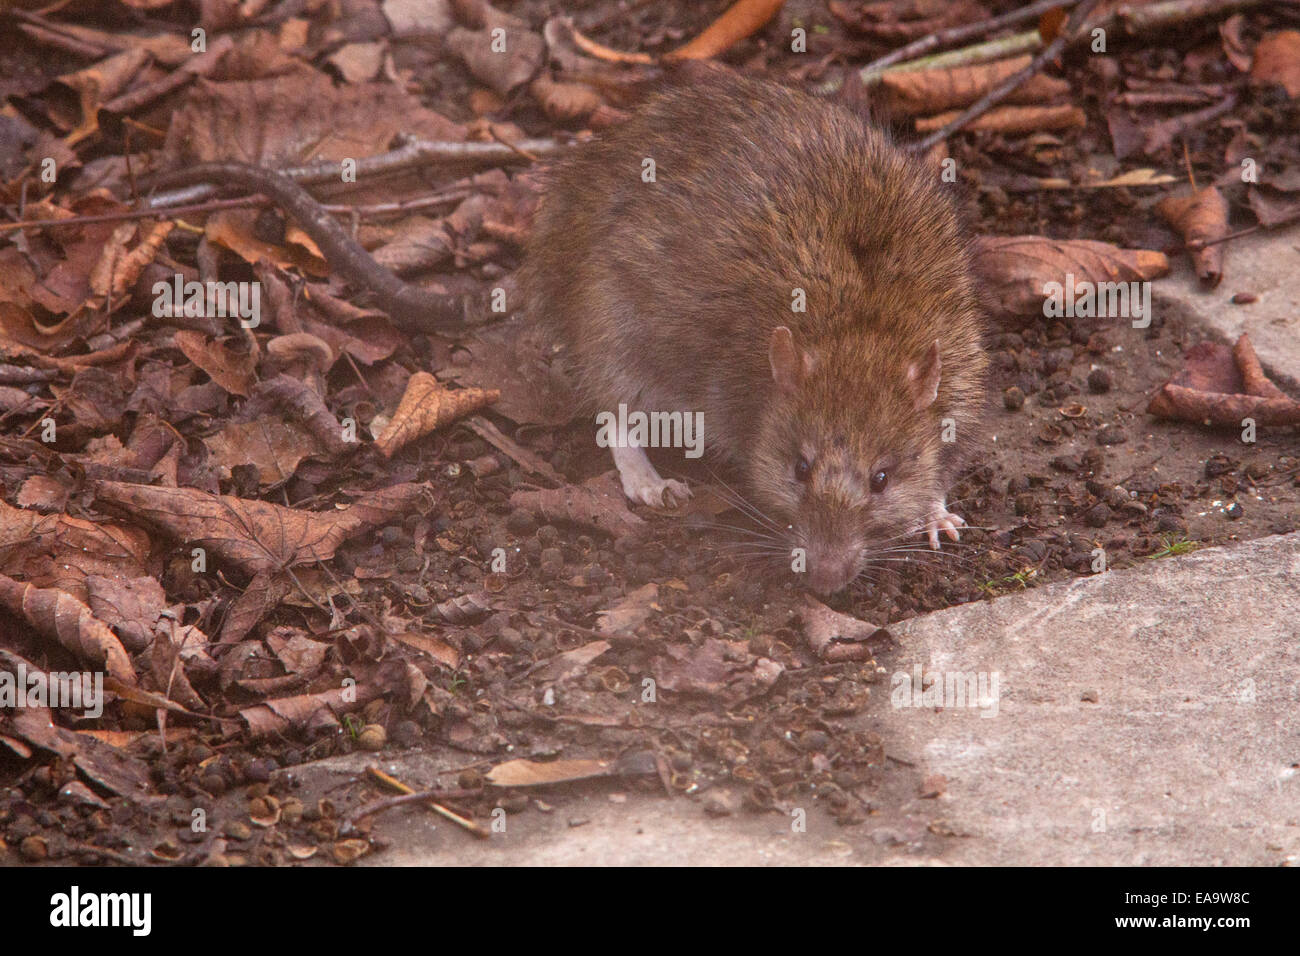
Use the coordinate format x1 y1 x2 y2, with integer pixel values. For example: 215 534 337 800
521 68 988 595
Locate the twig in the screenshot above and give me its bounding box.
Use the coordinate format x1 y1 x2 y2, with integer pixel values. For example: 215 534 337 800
143 138 567 210
350 788 485 822
358 767 491 839
860 0 1074 78
912 0 1101 153
825 0 1268 96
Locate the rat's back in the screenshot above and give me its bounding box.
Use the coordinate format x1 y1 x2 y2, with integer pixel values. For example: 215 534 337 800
521 67 979 462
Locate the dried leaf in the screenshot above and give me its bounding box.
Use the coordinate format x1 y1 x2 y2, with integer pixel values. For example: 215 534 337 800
530 640 609 682
915 104 1086 135
375 372 499 458
881 56 1069 116
173 331 258 397
1155 187 1229 286
485 757 612 787
445 26 544 95
974 235 1169 318
651 637 783 704
389 631 461 668
799 594 886 662
1148 334 1300 426
92 480 430 575
0 577 135 682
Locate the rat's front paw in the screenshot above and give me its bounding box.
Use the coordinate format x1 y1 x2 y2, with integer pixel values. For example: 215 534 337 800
623 474 692 509
611 444 691 508
925 502 965 550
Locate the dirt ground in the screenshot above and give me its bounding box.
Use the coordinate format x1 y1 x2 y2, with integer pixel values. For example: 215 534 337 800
1 0 1298 865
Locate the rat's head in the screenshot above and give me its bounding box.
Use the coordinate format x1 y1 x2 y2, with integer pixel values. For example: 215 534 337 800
748 326 948 595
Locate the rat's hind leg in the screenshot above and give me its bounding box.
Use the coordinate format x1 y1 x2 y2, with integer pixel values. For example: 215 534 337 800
925 497 965 549
612 445 692 508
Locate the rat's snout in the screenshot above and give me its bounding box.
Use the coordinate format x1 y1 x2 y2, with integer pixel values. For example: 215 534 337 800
801 543 864 595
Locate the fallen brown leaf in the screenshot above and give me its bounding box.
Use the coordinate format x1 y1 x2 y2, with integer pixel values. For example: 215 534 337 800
651 637 783 704
881 56 1069 116
1148 334 1300 427
374 372 499 458
914 104 1085 135
974 235 1169 319
173 331 258 397
92 480 431 575
1155 186 1229 286
0 575 136 683
485 757 612 787
799 594 887 662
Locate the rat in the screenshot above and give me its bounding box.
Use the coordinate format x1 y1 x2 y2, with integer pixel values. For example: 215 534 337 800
519 67 988 595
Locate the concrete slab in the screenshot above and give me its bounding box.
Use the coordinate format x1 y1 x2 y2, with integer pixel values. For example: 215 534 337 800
292 533 1300 865
1153 228 1300 388
871 530 1300 866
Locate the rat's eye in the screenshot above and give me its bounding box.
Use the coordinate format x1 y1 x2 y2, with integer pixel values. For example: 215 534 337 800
794 456 813 482
870 469 889 493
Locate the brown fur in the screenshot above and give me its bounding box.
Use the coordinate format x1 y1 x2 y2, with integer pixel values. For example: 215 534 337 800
519 68 988 592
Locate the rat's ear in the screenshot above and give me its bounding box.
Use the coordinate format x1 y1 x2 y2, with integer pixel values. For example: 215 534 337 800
906 340 942 411
769 326 804 393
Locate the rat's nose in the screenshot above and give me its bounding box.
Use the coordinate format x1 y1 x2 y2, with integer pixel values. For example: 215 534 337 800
804 551 860 595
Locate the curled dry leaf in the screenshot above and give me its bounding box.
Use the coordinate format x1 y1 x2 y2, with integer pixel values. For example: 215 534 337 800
89 220 174 301
509 472 646 539
1155 186 1229 286
173 330 258 397
389 631 461 668
240 678 384 739
881 56 1069 117
1219 14 1252 73
84 574 166 652
1148 334 1300 427
251 374 350 456
374 371 500 458
5 697 157 802
1247 185 1300 230
974 235 1169 319
0 575 136 683
0 500 152 602
799 594 887 662
92 480 430 575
